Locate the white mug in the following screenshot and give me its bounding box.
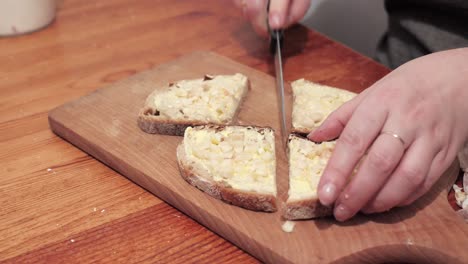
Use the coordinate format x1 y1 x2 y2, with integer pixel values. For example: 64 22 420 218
0 0 57 36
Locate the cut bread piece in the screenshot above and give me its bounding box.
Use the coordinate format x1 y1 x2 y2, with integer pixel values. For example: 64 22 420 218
291 79 356 134
283 134 334 220
177 125 277 212
138 73 249 136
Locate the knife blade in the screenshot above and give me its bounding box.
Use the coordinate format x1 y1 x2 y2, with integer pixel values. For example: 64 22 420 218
268 20 288 151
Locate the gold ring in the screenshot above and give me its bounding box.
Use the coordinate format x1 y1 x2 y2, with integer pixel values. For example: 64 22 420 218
380 131 406 147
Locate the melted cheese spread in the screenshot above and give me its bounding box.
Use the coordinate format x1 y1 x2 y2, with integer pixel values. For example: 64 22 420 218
292 79 355 131
288 136 335 201
154 73 247 123
183 126 276 195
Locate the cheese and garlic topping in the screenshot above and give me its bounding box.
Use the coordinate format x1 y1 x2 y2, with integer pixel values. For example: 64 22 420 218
153 73 247 123
291 79 355 131
183 126 276 195
288 136 335 201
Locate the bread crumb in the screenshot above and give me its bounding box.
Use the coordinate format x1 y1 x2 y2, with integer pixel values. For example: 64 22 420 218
93 207 97 212
405 238 414 245
101 209 106 213
70 239 75 243
47 168 52 172
281 221 296 233
453 184 466 208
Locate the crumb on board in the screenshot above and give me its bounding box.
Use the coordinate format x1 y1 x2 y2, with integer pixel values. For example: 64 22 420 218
453 184 467 209
405 238 414 245
281 221 296 233
70 239 75 243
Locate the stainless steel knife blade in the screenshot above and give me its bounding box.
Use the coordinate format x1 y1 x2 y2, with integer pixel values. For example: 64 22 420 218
269 29 288 151
267 0 288 151
274 33 287 150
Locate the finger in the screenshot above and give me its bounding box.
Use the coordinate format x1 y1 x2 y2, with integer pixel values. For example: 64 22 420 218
308 90 368 142
317 99 388 207
399 147 454 206
268 0 291 29
398 164 442 206
362 138 434 213
285 0 311 27
333 131 406 221
245 0 269 37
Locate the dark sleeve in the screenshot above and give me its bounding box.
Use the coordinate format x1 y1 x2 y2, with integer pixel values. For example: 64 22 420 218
376 0 468 69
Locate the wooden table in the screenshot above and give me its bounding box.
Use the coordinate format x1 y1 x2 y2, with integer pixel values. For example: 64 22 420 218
1 0 407 262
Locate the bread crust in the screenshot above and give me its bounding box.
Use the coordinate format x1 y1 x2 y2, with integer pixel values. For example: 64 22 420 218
290 127 312 135
138 75 249 136
138 109 207 136
176 142 277 212
283 198 332 220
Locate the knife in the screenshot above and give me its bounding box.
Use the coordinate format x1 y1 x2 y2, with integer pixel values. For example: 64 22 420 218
267 4 288 151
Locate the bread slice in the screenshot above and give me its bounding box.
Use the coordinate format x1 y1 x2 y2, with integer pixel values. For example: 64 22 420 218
291 79 356 134
177 125 277 212
283 134 334 219
138 73 249 136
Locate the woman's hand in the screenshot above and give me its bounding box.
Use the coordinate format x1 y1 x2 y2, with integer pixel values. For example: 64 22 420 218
308 48 468 221
233 0 311 36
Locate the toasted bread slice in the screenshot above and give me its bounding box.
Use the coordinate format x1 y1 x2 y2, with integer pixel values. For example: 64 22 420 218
138 73 249 136
177 125 277 212
291 79 356 134
283 134 334 219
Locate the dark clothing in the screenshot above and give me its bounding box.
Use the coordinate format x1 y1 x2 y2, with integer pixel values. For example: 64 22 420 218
377 0 468 68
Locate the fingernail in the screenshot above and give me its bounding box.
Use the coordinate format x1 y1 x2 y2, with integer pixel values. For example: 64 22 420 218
308 127 324 141
334 204 350 222
319 183 337 206
269 12 282 29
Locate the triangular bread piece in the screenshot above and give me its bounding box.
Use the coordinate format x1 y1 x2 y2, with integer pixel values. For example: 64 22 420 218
291 79 356 134
177 125 277 212
283 134 334 219
138 73 249 136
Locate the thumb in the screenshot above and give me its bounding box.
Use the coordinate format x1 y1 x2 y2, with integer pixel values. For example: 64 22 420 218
307 90 366 142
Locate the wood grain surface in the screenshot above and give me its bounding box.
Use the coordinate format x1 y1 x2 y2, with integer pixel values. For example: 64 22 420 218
1 0 465 263
48 51 468 263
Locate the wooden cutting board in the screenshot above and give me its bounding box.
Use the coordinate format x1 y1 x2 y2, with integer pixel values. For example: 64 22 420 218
48 51 468 263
